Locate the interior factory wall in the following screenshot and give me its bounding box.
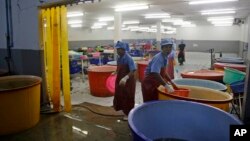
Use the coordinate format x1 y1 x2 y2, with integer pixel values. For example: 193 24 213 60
68 25 240 53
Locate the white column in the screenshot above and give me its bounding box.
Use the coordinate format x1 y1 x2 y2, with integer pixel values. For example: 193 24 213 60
114 12 122 60
156 21 162 50
247 15 250 60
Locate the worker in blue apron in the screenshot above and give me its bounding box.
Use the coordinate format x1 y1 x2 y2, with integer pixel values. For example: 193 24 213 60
141 39 174 102
113 41 136 120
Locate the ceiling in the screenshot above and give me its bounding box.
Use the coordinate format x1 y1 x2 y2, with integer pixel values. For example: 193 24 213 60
66 0 250 29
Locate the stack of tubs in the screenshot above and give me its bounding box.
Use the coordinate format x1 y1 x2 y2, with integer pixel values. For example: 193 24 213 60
213 62 246 72
215 57 244 64
181 69 224 82
0 75 41 135
128 100 242 141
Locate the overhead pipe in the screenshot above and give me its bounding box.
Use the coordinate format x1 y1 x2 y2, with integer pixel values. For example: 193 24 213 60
5 0 14 74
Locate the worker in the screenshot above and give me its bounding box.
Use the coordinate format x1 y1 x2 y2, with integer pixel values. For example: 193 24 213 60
113 41 136 120
167 38 177 79
141 39 175 102
178 40 186 65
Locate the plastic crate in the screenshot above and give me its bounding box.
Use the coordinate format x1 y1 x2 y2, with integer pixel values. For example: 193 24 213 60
230 80 245 94
223 67 246 84
89 58 100 65
70 66 81 74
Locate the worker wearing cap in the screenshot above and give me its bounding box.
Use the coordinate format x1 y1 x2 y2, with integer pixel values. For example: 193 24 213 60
141 39 175 102
113 41 136 119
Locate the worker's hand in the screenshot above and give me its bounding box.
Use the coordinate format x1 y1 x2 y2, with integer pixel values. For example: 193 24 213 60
111 71 117 75
119 75 129 86
165 84 174 93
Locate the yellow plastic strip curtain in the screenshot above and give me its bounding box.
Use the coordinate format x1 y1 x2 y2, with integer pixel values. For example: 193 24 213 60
51 7 61 112
60 6 71 112
45 8 54 104
40 6 71 112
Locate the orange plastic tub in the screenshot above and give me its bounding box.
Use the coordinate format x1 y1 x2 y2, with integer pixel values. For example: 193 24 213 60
88 65 117 97
158 85 232 112
137 60 149 82
0 75 42 135
213 63 246 72
181 69 224 81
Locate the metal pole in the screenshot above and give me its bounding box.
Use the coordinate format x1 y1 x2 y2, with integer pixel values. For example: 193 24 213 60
5 0 14 74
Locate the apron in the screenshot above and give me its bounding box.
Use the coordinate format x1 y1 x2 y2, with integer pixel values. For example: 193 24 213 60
167 56 175 79
141 68 166 102
113 64 136 115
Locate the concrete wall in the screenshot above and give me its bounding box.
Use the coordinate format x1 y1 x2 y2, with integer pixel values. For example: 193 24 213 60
0 0 42 75
68 25 241 53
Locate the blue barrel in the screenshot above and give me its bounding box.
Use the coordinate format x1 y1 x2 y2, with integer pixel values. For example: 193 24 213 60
128 100 242 141
173 78 227 91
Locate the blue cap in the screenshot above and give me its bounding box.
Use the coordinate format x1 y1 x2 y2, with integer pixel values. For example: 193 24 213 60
115 41 130 52
115 41 126 50
161 39 173 46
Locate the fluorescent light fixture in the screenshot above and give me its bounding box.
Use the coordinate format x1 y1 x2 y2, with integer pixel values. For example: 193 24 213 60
145 13 170 19
189 0 238 5
202 11 235 15
214 24 233 26
181 24 196 27
93 22 107 26
123 20 140 24
127 26 139 29
107 26 114 30
148 29 157 32
173 21 192 26
115 4 149 12
207 16 234 21
98 17 114 22
165 31 176 34
91 26 102 29
70 24 82 28
201 9 235 15
145 15 170 19
211 21 233 24
122 28 129 31
67 12 84 17
162 19 183 23
68 20 82 24
130 28 139 31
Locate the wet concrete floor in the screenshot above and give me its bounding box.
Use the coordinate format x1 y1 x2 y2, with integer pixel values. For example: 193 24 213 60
0 107 132 141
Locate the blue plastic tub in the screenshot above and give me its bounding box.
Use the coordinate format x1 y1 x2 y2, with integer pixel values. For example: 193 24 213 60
128 100 242 141
230 80 245 94
173 78 227 91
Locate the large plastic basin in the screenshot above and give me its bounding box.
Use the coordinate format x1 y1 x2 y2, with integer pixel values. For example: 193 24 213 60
214 62 246 72
215 57 244 64
137 60 149 82
223 67 246 84
173 78 227 91
158 85 232 111
87 65 117 97
128 100 242 141
0 75 42 135
181 69 224 81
